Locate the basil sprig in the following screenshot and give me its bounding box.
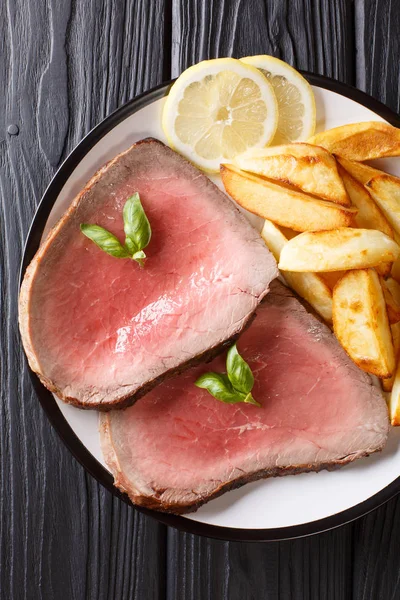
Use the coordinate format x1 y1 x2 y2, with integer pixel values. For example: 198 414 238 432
195 344 260 407
80 193 151 267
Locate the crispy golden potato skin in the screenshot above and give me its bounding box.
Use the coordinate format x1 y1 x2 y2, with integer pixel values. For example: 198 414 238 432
332 269 395 378
234 143 350 205
220 164 356 232
278 228 400 272
261 220 333 322
309 121 400 160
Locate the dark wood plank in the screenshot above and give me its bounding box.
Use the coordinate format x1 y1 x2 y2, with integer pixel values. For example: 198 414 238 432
355 0 400 114
171 0 354 84
166 526 354 600
0 1 167 598
352 497 400 600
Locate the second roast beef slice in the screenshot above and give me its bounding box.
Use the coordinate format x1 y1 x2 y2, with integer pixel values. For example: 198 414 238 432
19 139 277 409
100 280 389 514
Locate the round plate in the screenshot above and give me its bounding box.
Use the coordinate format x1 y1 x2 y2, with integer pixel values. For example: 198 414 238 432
20 74 400 542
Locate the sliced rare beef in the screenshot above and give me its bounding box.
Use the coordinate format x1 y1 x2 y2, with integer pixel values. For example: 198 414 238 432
100 280 389 514
19 139 277 410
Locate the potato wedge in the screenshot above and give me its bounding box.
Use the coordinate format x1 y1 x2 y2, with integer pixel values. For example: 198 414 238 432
308 121 400 160
261 220 333 322
367 176 400 237
338 164 393 276
233 143 350 205
220 164 356 232
336 157 379 185
332 269 395 378
338 157 400 238
337 163 393 237
380 278 400 324
382 322 400 392
278 228 400 272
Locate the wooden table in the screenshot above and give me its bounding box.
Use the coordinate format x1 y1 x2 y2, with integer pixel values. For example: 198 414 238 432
2 1 400 597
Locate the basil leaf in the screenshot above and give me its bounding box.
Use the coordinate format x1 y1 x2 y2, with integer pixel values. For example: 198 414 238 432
195 372 245 404
124 236 137 255
243 392 261 408
132 249 146 268
80 224 130 258
123 193 151 255
226 344 254 394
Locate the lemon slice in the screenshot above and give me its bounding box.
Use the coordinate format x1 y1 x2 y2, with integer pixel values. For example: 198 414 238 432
162 58 278 172
241 55 316 145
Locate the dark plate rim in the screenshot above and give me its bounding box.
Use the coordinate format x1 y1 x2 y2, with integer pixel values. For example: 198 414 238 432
20 73 400 542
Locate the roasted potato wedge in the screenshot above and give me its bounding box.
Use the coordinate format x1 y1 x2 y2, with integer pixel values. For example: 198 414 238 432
367 176 400 237
381 278 400 324
308 121 400 160
220 164 356 232
233 143 350 206
261 220 333 322
332 269 395 378
338 164 393 276
382 322 400 392
336 157 379 185
278 228 400 272
337 163 393 236
338 157 400 237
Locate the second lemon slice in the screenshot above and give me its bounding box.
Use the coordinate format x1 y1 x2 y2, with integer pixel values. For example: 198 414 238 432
241 55 316 145
162 58 278 172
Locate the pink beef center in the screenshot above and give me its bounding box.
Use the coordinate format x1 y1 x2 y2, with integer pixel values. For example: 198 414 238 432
31 176 255 388
111 307 365 491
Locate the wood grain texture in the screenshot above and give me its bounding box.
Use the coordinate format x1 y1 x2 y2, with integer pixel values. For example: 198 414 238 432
352 497 400 600
0 1 167 599
355 0 400 114
171 0 355 83
3 0 400 599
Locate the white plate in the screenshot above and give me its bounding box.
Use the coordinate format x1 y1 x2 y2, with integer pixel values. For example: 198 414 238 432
22 76 400 540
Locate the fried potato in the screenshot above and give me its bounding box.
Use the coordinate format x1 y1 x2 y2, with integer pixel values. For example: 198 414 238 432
308 121 400 160
278 228 400 272
382 323 400 392
380 278 400 324
337 163 393 236
336 157 378 185
337 158 400 238
233 143 350 206
338 164 393 276
261 220 333 322
332 269 395 378
220 164 356 232
367 176 400 237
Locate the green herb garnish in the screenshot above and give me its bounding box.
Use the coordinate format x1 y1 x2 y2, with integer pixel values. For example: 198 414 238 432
195 344 260 406
81 193 151 267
